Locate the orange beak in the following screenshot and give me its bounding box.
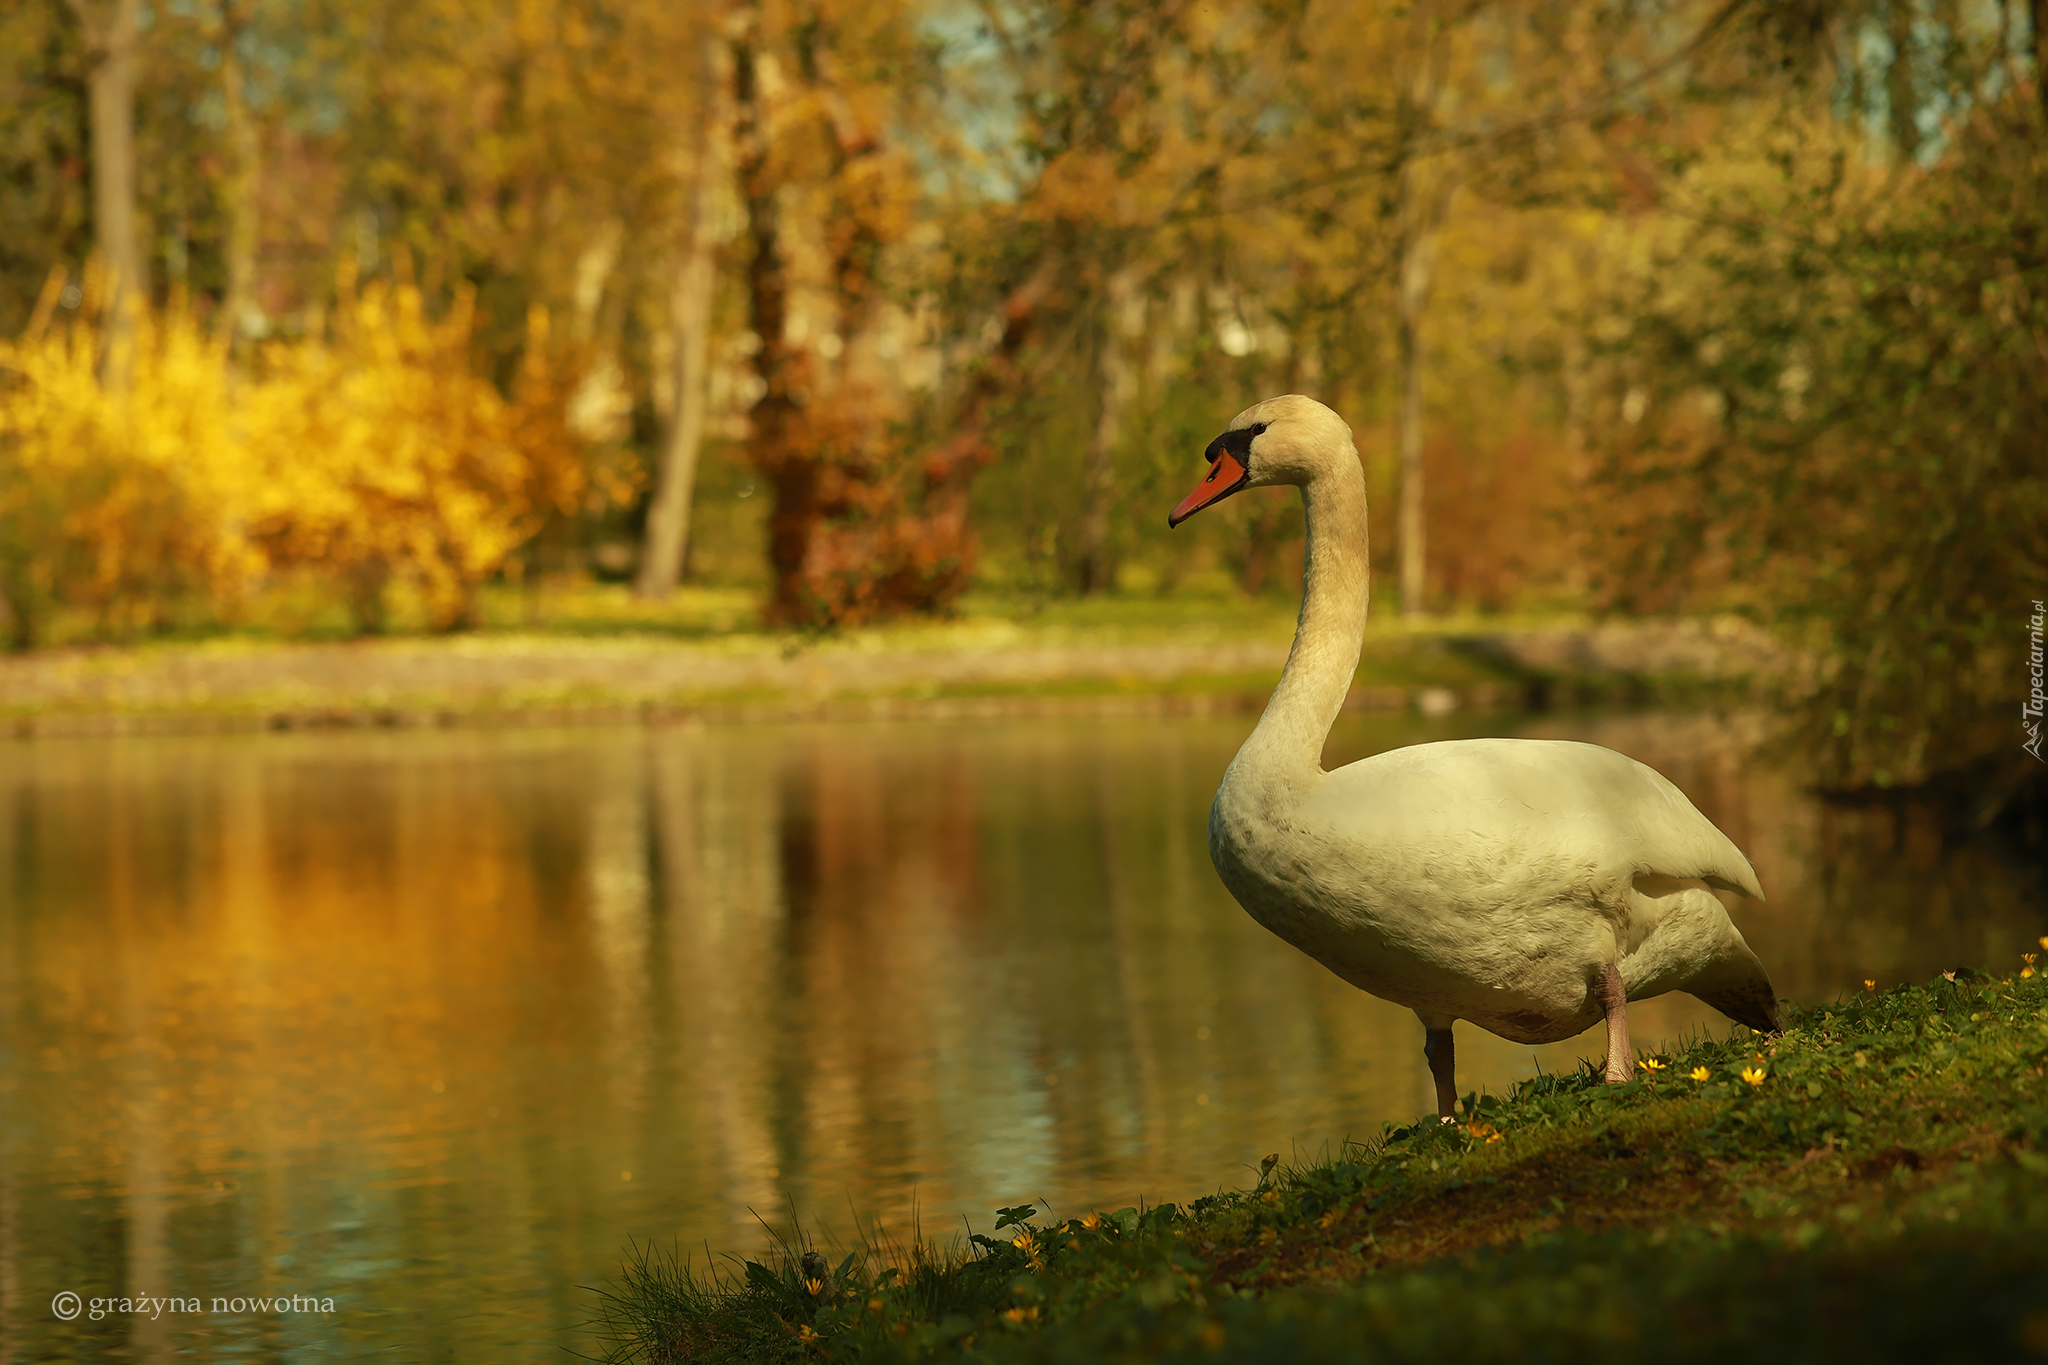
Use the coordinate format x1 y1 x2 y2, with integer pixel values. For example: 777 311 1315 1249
1167 452 1249 528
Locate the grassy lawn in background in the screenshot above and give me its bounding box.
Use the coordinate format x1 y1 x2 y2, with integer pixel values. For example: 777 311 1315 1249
20 577 1594 651
592 959 2048 1364
6 581 1763 722
487 582 1312 642
469 585 1628 695
473 581 1616 650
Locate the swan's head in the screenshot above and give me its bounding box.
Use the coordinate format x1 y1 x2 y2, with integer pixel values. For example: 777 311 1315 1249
1167 395 1356 528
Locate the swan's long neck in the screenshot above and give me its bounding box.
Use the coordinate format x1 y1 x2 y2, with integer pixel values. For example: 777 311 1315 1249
1233 453 1370 788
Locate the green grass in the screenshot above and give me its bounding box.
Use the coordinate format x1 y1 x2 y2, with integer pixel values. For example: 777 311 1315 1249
10 582 1761 724
23 575 1607 651
589 957 2048 1363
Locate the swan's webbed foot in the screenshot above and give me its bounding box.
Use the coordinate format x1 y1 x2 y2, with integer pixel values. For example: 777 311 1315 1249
1597 963 1634 1084
1421 1020 1457 1122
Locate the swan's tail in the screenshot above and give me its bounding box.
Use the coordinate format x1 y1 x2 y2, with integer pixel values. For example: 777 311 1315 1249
1695 970 1782 1034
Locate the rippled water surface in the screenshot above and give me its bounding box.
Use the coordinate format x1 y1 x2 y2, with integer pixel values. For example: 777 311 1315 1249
4 711 2040 1360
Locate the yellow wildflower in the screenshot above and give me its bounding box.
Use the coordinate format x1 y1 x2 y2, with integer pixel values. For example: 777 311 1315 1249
1466 1121 1504 1144
1690 1066 1712 1082
2025 953 2039 965
1003 1306 1039 1323
867 1299 884 1313
804 1277 826 1297
1864 979 1876 991
1642 1057 1667 1072
796 1324 819 1343
1011 1231 1037 1255
1741 1066 1767 1086
1080 1212 1102 1230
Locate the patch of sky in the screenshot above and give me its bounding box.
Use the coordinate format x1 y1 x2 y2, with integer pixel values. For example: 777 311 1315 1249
1461 3 1697 134
169 0 349 137
1589 1 1689 119
1838 0 2022 169
913 1 1030 202
265 0 353 136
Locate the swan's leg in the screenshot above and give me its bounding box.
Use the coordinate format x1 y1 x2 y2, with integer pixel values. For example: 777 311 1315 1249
1420 1018 1457 1122
1597 964 1634 1083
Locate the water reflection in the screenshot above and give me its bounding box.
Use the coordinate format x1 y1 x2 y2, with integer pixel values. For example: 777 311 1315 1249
1 713 2038 1360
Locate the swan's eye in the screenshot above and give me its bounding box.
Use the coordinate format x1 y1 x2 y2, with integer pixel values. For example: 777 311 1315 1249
1250 423 1267 437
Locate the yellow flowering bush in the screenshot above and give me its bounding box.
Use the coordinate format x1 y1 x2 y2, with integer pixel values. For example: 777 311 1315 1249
0 266 608 642
0 271 262 642
240 278 596 630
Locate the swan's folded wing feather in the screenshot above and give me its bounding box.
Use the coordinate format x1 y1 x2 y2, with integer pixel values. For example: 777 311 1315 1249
1319 738 1764 901
1614 754 1764 900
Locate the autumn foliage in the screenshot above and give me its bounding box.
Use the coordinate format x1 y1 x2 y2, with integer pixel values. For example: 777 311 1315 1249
1 0 2044 788
0 266 607 643
0 273 258 642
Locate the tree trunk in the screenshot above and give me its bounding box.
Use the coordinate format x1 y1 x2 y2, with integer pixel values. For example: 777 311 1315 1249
1077 268 1137 595
724 2 1017 627
71 0 144 390
728 10 812 625
1886 0 1921 163
2033 0 2047 124
1395 214 1437 619
1394 0 1448 620
637 31 725 600
0 571 29 651
217 1 261 350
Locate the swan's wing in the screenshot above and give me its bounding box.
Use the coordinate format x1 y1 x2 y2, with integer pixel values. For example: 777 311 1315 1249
1320 738 1763 900
1596 748 1765 900
1292 738 1777 1031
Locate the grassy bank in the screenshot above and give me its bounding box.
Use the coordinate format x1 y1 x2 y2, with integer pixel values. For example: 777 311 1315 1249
592 957 2048 1363
0 586 1786 731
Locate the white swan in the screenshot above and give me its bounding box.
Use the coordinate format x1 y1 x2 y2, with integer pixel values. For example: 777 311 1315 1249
1168 394 1780 1122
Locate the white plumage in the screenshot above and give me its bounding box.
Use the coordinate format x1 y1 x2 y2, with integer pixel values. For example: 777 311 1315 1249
1168 395 1779 1120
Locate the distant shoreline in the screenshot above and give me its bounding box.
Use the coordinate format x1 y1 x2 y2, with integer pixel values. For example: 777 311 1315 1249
0 615 1787 739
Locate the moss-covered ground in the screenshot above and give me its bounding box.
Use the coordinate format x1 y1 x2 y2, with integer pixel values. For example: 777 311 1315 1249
592 961 2048 1364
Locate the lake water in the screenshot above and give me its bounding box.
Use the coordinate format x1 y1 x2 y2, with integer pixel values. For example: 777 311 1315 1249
3 710 2040 1360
